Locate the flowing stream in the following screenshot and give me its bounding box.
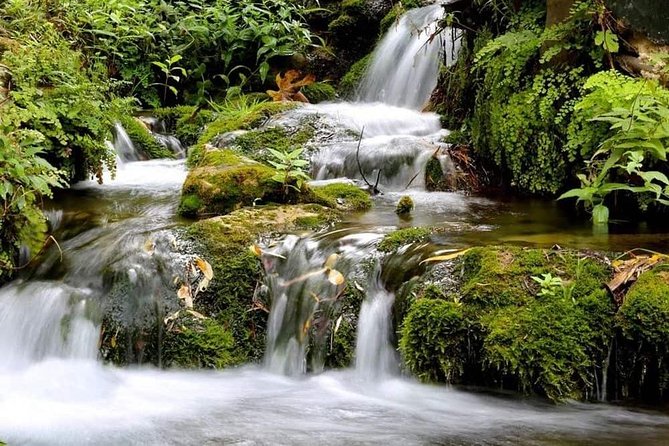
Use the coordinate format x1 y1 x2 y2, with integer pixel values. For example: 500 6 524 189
2 5 669 445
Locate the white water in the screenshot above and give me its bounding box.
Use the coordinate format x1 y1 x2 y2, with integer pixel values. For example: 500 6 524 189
358 4 459 109
355 283 398 380
113 123 140 162
2 7 669 446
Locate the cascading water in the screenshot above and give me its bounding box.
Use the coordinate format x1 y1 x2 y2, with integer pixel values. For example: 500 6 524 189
357 4 459 109
113 123 140 162
3 5 669 445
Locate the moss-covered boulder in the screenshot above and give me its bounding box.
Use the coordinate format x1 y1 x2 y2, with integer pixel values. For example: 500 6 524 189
399 246 614 401
308 182 372 212
188 204 341 363
302 82 337 103
179 149 294 217
378 227 432 252
616 270 669 401
187 100 297 168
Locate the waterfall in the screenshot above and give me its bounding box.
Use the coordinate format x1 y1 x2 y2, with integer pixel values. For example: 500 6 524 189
357 4 459 109
0 282 99 370
113 123 140 162
354 281 398 379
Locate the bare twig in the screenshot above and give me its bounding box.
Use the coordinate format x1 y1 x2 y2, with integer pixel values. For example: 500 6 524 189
355 126 382 194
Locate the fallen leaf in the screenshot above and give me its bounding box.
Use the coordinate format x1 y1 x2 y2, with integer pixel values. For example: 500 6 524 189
195 257 214 280
177 284 191 301
334 315 343 334
324 253 339 269
143 239 155 256
249 244 263 257
420 248 472 265
327 269 345 286
164 310 181 326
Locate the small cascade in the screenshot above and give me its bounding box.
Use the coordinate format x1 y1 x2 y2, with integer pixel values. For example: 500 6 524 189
113 123 140 162
0 282 99 370
138 116 187 159
269 103 448 190
357 4 459 109
153 134 187 158
354 281 398 379
262 231 382 375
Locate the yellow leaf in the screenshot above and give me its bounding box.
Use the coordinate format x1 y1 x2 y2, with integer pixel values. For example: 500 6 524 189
143 239 155 256
250 244 263 256
195 257 214 280
334 315 343 334
327 269 345 286
324 253 339 269
420 248 472 265
110 335 117 348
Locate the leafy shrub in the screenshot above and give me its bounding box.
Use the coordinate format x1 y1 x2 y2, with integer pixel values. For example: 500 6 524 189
560 72 669 222
0 128 65 280
470 2 599 194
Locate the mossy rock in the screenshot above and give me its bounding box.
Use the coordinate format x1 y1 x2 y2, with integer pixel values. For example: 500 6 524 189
338 54 371 98
118 115 173 159
188 204 341 363
459 247 609 309
187 100 298 167
179 149 294 217
377 227 432 252
302 82 337 103
400 298 470 382
162 316 236 368
219 125 315 163
308 182 372 212
399 246 614 401
615 269 669 401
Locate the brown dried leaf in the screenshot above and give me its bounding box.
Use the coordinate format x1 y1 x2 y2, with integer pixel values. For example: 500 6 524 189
324 253 339 269
195 257 214 280
327 269 345 286
177 284 191 300
143 239 155 256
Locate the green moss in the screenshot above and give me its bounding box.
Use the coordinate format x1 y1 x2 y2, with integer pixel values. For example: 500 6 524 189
302 82 337 103
395 195 414 215
459 247 609 309
399 246 614 401
119 115 173 159
188 205 341 362
618 271 669 349
338 54 371 97
180 149 287 217
178 194 202 218
231 125 315 162
163 317 236 368
481 291 611 401
400 299 470 382
378 227 431 253
309 183 372 212
188 100 297 167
